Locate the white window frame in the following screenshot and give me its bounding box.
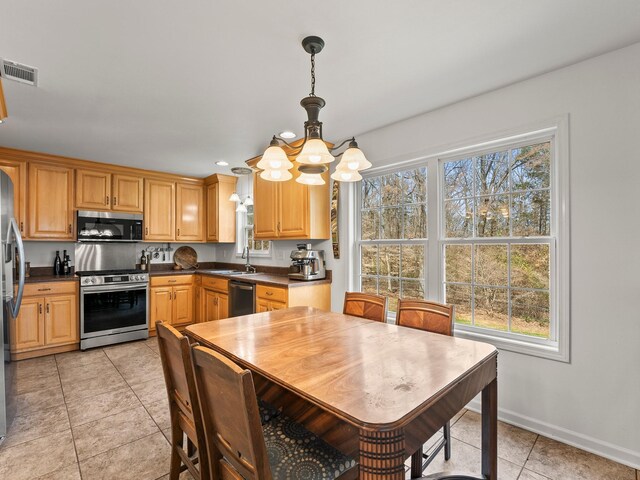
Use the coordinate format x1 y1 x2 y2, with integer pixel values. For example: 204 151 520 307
234 177 271 258
355 117 570 362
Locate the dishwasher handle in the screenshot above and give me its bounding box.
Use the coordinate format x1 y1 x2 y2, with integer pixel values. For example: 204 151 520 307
231 283 254 291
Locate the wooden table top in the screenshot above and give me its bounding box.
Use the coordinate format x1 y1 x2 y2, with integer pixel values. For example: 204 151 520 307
186 306 497 429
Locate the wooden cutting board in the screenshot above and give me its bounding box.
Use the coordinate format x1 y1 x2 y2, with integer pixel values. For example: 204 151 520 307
174 246 198 269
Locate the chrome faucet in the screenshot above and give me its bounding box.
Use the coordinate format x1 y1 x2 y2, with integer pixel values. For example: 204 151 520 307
242 246 256 273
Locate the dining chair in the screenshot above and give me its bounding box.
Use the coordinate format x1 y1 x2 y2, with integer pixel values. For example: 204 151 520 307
342 291 388 322
395 298 455 477
156 322 210 480
190 344 358 480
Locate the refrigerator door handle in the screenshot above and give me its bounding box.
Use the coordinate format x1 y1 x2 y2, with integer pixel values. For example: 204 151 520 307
8 217 26 318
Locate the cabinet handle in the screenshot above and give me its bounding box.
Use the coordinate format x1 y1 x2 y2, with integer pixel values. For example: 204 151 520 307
177 228 180 236
215 297 218 306
168 280 176 283
145 227 149 235
106 195 110 205
173 291 176 300
113 196 117 205
37 288 51 292
68 224 72 233
46 304 50 314
266 291 273 296
277 222 280 233
39 303 43 314
20 221 23 233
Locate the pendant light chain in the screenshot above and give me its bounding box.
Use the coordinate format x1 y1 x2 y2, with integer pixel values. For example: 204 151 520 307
310 48 316 97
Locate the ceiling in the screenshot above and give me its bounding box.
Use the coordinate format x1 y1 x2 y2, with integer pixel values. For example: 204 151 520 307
1 1 639 178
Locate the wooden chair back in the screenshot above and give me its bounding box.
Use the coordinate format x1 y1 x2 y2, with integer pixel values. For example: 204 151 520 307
156 322 209 479
343 291 388 322
396 299 454 336
191 345 272 480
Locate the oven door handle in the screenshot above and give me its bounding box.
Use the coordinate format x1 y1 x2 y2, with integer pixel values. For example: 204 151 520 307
81 283 148 293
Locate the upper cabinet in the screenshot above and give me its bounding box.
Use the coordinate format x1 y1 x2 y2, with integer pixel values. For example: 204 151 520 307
176 183 204 242
0 158 27 236
28 163 74 239
76 170 143 213
144 179 175 241
252 165 330 240
205 174 237 243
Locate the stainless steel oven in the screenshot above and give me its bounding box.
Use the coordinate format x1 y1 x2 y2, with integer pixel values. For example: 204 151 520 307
79 271 149 350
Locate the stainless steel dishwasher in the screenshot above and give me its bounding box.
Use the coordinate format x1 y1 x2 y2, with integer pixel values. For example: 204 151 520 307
229 281 255 317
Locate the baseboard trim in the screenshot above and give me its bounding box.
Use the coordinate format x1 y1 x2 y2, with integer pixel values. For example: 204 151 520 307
466 399 640 470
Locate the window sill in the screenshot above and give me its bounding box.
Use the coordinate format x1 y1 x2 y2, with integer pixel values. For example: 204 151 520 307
454 327 569 363
234 252 272 258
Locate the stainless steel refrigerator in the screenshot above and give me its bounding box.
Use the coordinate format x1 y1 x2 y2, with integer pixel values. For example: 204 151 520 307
0 170 26 441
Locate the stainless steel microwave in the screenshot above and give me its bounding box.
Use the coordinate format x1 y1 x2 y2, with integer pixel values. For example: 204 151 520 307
77 210 143 242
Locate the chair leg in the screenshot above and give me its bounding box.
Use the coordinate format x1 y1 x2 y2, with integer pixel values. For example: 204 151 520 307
443 421 451 461
169 423 183 480
410 446 423 478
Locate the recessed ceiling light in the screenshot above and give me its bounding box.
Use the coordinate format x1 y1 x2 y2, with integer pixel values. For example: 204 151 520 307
279 131 296 139
216 160 229 166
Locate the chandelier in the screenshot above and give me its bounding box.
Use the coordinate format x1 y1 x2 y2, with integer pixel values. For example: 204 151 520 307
258 36 371 185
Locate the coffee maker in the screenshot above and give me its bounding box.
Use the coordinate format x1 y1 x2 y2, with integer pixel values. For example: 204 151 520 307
288 244 326 281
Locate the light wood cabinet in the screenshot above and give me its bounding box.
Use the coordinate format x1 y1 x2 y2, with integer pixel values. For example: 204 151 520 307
256 285 287 312
0 158 27 236
199 276 229 321
112 174 144 212
256 283 331 312
76 170 144 213
144 179 175 241
252 165 330 240
176 183 204 242
28 163 74 239
150 275 195 333
205 174 237 243
11 281 79 359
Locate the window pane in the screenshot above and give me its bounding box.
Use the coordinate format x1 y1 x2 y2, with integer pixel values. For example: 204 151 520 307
475 151 509 196
361 245 378 275
475 195 509 237
511 142 550 191
510 244 550 289
381 173 402 206
511 289 550 338
362 178 381 208
445 245 472 283
474 287 509 332
475 244 508 286
361 210 380 240
446 283 472 325
444 159 473 199
378 277 399 312
361 276 378 295
401 279 424 300
381 207 401 239
379 245 400 277
401 245 424 278
512 190 550 236
403 205 427 239
445 199 473 238
402 168 427 204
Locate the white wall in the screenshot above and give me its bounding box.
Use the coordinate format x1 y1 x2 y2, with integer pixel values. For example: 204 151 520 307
329 43 640 467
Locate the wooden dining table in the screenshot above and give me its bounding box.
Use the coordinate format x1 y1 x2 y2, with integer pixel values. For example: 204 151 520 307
185 306 498 480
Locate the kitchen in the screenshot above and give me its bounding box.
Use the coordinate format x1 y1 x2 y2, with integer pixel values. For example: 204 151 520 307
0 2 639 480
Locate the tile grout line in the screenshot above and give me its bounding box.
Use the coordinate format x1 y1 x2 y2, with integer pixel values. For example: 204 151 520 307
54 350 83 480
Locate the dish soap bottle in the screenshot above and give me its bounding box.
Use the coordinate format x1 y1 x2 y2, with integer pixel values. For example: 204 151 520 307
53 251 62 276
63 250 70 276
140 249 147 271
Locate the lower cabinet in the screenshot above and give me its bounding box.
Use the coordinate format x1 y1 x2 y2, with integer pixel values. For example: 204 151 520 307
256 283 331 312
149 275 194 334
256 285 287 312
11 281 79 360
199 276 228 322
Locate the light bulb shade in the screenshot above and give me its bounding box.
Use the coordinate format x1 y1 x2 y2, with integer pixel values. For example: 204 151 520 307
296 138 334 165
236 203 247 213
331 168 362 182
296 172 326 185
257 146 293 171
244 196 253 206
340 147 371 171
260 169 293 182
228 192 240 202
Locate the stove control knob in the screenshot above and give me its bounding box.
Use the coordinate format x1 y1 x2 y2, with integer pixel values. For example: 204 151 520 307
90 276 98 284
132 275 139 281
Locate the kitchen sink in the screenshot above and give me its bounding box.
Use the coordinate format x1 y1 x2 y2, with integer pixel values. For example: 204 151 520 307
226 271 261 276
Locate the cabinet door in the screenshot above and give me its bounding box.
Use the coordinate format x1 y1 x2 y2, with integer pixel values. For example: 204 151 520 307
144 180 175 241
76 170 111 210
176 183 204 242
206 182 218 241
44 294 78 346
29 164 74 239
112 174 144 213
256 299 269 313
277 166 309 238
0 159 27 236
173 285 194 326
202 288 219 322
150 287 173 332
10 297 44 352
217 293 228 320
253 173 278 239
269 300 287 311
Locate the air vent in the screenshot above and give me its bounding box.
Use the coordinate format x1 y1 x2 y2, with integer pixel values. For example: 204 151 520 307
1 59 38 86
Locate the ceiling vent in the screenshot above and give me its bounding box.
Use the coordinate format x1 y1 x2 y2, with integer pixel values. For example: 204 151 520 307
0 59 38 86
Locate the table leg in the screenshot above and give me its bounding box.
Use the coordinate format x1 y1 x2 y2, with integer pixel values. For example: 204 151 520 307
481 378 498 480
358 428 405 480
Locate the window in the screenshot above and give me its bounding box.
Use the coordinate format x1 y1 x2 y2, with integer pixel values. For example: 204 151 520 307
244 205 270 254
356 124 569 361
235 176 271 256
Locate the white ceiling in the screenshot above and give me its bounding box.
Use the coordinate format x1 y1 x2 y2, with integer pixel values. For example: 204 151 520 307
1 0 639 177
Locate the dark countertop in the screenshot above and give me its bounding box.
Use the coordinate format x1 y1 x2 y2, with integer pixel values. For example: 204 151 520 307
149 269 331 288
25 274 79 284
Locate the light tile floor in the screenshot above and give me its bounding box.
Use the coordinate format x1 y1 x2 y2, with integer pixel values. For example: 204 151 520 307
0 338 636 480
